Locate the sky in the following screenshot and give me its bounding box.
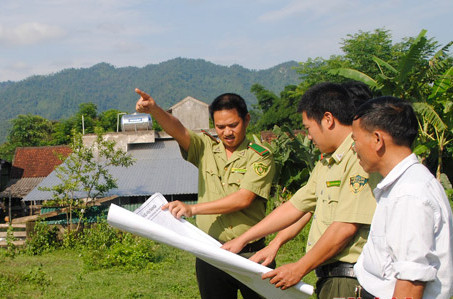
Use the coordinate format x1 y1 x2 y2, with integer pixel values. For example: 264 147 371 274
0 0 452 82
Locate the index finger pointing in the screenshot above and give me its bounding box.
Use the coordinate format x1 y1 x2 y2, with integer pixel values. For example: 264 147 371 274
135 88 150 99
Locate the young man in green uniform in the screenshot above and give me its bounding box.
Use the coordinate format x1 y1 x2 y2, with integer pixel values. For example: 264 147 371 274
135 89 275 299
223 82 378 299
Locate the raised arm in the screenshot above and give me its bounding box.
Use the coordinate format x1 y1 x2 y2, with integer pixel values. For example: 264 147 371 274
135 88 191 151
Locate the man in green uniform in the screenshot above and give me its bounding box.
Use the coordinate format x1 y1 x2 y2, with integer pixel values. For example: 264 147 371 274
135 89 275 299
223 82 378 299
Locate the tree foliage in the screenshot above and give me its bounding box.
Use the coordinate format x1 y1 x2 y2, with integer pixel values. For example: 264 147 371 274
0 114 54 161
39 130 134 234
329 29 453 186
255 126 318 212
249 84 302 133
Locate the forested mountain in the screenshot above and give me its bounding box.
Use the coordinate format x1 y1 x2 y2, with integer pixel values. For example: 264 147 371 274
0 58 300 143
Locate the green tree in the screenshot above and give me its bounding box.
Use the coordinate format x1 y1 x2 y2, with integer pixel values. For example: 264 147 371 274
77 103 98 134
52 102 106 144
98 109 127 133
340 29 394 79
329 29 453 182
39 130 134 234
294 28 395 94
0 114 54 161
256 126 318 212
249 84 302 132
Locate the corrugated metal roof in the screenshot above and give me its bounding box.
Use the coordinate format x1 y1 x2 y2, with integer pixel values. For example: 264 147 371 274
0 177 45 198
23 139 198 201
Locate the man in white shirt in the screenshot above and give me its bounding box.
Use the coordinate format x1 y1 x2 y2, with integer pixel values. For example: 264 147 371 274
351 96 453 299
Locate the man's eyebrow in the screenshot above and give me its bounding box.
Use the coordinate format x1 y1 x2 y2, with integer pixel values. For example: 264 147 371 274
216 121 239 127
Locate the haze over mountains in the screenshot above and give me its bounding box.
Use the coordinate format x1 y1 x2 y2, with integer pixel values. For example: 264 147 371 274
0 58 300 143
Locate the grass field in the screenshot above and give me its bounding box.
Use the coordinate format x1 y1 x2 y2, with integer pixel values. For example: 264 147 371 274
0 233 316 299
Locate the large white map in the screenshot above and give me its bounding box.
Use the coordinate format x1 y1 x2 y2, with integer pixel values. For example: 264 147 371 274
107 193 313 299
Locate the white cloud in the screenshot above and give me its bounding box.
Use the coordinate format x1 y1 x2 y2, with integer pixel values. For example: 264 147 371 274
258 0 355 22
0 22 65 46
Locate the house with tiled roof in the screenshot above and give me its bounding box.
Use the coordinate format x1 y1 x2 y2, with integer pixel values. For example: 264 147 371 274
0 146 72 220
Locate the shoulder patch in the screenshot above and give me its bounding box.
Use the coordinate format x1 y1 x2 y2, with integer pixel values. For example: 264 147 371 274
201 129 219 143
248 143 269 156
349 175 369 194
253 162 269 176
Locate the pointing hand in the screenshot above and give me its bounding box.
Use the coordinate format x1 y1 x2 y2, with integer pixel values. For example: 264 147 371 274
135 88 156 114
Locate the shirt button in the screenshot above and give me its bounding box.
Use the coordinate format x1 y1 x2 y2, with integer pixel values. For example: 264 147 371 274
222 182 225 186
224 167 228 170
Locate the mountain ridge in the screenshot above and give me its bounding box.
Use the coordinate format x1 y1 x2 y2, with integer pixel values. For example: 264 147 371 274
0 58 300 143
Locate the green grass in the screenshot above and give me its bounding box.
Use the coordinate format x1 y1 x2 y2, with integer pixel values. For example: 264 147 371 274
0 224 316 299
0 246 199 299
0 240 316 299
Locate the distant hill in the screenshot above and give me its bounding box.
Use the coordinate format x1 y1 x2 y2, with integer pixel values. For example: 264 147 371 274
0 58 300 143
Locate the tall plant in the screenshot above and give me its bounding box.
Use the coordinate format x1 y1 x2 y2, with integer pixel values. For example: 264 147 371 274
255 125 318 211
329 29 453 182
40 130 134 231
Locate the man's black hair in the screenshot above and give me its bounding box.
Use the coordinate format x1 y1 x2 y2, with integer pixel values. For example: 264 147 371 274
341 81 373 109
297 82 354 125
209 93 248 120
354 96 418 147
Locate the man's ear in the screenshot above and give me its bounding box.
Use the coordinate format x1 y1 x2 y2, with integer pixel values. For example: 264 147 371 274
374 130 385 153
244 113 251 126
323 112 335 129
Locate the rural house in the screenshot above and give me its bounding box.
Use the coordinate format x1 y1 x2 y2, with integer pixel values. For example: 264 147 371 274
21 96 212 223
0 146 72 221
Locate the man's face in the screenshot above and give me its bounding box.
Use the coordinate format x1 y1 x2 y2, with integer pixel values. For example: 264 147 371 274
213 109 249 152
351 119 378 173
302 111 332 153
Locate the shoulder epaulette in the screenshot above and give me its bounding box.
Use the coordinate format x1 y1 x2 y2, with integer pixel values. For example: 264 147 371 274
248 143 270 156
201 130 219 143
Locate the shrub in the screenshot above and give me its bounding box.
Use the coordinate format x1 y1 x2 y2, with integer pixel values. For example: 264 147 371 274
24 221 60 255
81 232 164 270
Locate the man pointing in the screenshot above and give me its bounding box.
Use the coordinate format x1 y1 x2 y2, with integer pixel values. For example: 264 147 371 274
136 89 275 299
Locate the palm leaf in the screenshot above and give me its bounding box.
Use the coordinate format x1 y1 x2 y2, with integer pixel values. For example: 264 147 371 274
398 29 428 82
372 56 398 74
328 68 377 88
427 41 453 79
429 66 453 99
413 102 447 131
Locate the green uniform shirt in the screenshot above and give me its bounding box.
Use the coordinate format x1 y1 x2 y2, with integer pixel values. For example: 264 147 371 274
290 133 379 265
181 130 275 243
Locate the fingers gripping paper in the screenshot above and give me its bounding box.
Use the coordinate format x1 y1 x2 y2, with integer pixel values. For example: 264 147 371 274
107 193 313 299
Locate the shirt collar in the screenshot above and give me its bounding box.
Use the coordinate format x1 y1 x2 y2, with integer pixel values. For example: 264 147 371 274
374 153 418 197
213 137 249 159
322 133 354 165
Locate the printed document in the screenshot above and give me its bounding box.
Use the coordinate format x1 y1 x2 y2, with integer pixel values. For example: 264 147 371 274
107 193 313 298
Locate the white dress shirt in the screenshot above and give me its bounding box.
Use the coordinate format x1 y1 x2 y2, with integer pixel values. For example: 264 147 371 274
355 154 453 299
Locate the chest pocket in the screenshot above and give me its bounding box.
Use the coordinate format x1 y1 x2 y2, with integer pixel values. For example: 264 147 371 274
204 169 223 194
318 182 339 225
227 171 245 187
